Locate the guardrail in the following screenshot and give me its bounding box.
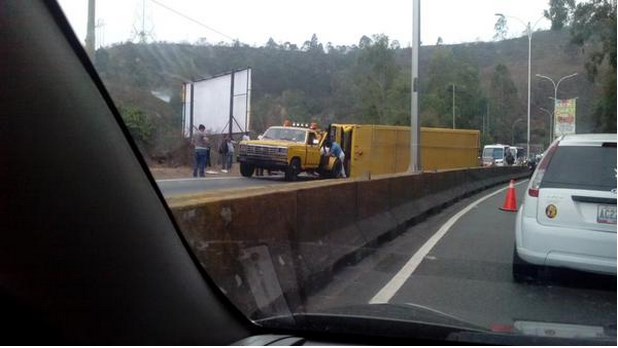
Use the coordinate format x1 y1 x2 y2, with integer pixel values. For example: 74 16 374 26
169 167 529 319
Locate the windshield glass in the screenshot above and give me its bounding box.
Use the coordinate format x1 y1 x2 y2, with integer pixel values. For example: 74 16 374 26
58 0 617 344
262 127 307 143
483 147 505 160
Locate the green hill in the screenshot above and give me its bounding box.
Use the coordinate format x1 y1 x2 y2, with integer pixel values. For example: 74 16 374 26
92 29 603 160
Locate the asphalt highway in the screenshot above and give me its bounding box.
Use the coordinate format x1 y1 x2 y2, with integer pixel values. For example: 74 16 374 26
156 173 310 197
305 180 616 333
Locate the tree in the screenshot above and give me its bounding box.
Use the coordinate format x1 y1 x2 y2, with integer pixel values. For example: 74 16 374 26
493 15 508 41
569 0 616 78
302 34 323 53
544 0 576 30
547 0 617 132
421 48 456 126
487 64 522 143
420 47 485 130
119 106 154 151
266 37 279 50
385 68 411 125
353 34 400 124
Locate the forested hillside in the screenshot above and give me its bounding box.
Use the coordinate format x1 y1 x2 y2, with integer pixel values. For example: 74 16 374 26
93 28 605 161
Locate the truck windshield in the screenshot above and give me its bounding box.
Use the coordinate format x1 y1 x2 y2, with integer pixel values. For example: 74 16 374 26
262 128 307 143
483 148 504 160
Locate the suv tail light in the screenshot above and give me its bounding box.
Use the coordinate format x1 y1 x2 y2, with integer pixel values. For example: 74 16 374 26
528 141 560 197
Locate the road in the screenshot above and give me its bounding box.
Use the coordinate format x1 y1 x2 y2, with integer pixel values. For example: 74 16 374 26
305 180 616 332
156 174 314 197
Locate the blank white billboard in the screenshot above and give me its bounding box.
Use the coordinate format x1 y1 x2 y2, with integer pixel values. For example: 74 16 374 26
182 68 251 137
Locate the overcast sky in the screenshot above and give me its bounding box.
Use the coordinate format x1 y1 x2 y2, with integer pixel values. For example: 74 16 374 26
58 0 551 48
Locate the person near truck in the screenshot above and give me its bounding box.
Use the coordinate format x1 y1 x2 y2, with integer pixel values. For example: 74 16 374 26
506 150 515 166
192 124 209 177
323 139 346 178
226 136 235 172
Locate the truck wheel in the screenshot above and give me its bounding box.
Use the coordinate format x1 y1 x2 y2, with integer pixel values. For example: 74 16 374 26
240 162 255 177
285 158 301 181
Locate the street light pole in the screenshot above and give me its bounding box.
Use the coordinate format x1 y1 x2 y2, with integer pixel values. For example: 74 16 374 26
452 83 456 129
535 73 578 140
495 13 544 162
538 107 553 148
409 0 421 173
526 22 531 163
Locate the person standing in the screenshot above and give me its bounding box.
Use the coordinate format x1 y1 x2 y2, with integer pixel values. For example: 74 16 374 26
192 124 209 177
506 150 515 166
218 136 229 173
226 136 235 173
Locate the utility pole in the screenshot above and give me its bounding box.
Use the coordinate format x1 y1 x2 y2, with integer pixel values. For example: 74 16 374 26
229 70 236 138
85 0 96 61
495 14 544 164
409 0 421 173
486 102 490 139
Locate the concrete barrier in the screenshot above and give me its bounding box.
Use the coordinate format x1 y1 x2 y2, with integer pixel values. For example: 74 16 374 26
169 167 529 319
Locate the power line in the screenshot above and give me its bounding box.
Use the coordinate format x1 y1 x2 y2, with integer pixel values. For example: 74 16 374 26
148 0 237 42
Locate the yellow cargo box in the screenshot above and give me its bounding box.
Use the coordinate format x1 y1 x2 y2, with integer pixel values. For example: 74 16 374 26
329 124 480 178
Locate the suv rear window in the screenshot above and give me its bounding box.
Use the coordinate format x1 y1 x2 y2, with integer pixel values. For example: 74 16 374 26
541 144 617 191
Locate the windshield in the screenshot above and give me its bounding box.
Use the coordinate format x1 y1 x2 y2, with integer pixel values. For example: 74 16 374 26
483 147 505 160
262 127 307 143
58 0 617 344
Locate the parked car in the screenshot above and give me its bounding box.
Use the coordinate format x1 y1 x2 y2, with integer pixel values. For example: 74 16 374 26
513 134 617 281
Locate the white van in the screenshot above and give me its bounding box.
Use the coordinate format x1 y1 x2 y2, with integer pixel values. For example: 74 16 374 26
482 144 510 167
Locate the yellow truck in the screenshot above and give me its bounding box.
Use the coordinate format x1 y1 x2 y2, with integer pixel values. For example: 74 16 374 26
237 123 480 180
328 124 481 178
237 125 340 181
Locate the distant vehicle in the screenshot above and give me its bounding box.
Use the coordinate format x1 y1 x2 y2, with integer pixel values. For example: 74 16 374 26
513 134 617 281
482 144 511 167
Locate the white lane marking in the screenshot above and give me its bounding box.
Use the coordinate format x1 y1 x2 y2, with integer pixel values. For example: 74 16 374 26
156 177 245 183
369 179 529 304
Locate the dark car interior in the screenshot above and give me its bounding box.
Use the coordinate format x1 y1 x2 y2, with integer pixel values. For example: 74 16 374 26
2 0 254 344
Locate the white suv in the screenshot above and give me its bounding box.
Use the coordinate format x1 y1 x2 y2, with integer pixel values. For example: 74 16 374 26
513 134 617 281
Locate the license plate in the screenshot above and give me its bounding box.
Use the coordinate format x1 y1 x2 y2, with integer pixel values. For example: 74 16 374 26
597 205 617 224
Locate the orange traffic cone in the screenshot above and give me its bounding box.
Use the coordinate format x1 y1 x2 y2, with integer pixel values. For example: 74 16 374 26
499 179 518 212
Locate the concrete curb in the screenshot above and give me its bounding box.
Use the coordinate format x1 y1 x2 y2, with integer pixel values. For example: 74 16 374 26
170 167 530 318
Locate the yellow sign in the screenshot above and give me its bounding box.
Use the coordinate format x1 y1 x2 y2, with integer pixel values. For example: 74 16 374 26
554 99 576 137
